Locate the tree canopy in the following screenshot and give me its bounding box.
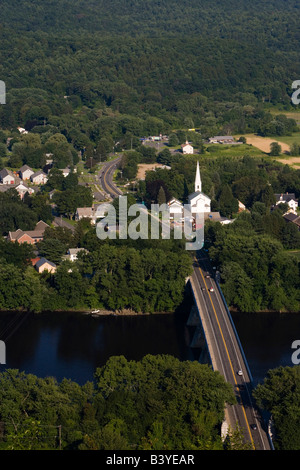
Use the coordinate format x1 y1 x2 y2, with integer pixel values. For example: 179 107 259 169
0 356 235 450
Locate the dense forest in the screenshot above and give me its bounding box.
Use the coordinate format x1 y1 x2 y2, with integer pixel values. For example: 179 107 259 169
0 355 236 450
0 0 300 452
0 358 299 450
0 0 299 159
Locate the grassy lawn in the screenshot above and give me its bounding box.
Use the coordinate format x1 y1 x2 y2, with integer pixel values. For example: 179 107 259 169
203 143 264 158
61 217 77 227
269 108 300 124
270 132 300 146
167 143 264 159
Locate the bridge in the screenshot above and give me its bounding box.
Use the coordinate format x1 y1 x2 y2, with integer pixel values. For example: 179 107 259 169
97 155 273 450
188 252 273 450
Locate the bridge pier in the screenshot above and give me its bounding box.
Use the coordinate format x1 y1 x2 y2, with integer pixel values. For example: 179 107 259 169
198 345 210 364
190 325 202 348
186 305 200 327
186 305 211 364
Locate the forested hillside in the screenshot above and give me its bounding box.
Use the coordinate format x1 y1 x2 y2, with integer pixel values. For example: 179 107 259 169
0 0 299 141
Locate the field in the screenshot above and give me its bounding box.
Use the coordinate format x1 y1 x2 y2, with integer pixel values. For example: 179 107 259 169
275 156 300 167
270 109 300 125
270 132 300 147
203 143 263 158
137 163 169 180
239 134 291 154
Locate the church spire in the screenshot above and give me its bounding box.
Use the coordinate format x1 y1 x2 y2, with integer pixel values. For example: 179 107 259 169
195 160 201 192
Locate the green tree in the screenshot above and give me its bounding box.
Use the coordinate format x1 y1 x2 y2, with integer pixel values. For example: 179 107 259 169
290 142 300 156
270 142 281 156
253 366 300 450
218 184 239 217
37 238 67 264
94 355 235 449
168 133 179 147
157 185 166 205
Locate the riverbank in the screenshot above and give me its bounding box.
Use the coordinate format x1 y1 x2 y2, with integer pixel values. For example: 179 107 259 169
82 308 174 317
0 307 176 317
229 307 300 314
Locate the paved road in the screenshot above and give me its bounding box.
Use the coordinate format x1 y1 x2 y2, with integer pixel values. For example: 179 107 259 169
191 252 272 450
98 156 123 198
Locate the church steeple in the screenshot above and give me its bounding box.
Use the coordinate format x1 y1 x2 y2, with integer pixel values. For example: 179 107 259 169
195 160 201 192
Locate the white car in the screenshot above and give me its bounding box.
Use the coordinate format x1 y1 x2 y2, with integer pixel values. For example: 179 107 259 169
209 287 214 292
237 370 243 376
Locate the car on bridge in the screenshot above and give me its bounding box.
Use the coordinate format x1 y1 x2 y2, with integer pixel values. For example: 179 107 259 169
209 287 214 292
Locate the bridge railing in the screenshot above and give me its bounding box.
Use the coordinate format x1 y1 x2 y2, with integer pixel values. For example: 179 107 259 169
189 277 215 370
215 279 253 384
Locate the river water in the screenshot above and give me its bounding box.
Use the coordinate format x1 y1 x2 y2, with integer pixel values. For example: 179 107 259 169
0 300 299 386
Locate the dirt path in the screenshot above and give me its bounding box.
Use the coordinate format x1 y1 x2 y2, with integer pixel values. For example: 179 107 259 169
243 134 291 153
276 157 300 167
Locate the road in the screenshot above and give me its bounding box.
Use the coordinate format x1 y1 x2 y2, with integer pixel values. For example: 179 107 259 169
191 252 272 450
99 156 123 198
53 216 76 233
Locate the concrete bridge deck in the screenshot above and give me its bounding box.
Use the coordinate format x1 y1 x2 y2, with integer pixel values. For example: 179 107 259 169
189 253 272 450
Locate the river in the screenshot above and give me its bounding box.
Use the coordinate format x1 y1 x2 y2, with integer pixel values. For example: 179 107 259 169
0 301 299 386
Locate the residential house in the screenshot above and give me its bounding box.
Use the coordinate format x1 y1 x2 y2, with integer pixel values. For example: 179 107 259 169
31 257 41 267
181 141 194 154
283 212 300 230
67 248 88 262
30 170 48 185
238 200 246 212
19 165 34 181
75 207 96 224
167 198 184 221
275 193 298 213
0 169 15 185
17 126 28 135
35 220 50 232
61 168 71 177
8 220 49 244
15 182 35 200
35 257 56 274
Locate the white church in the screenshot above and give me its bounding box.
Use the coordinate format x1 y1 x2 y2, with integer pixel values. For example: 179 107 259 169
168 161 211 221
188 160 211 215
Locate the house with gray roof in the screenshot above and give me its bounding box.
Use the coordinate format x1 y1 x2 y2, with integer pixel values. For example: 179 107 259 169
275 193 298 213
0 168 15 185
30 170 48 185
35 257 56 274
19 165 34 181
75 207 96 224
